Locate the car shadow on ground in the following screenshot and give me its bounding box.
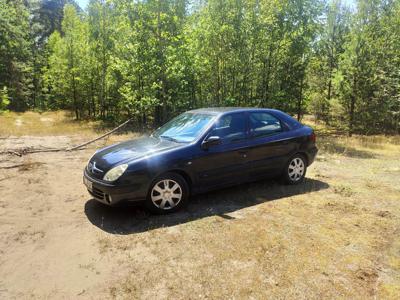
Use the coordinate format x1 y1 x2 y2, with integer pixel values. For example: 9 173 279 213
84 178 329 235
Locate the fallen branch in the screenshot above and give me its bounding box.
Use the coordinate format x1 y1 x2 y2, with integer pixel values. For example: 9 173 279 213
67 118 132 151
0 150 22 157
0 163 26 169
0 162 44 170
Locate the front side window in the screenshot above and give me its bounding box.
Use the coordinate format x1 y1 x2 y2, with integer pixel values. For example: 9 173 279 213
210 113 247 143
153 112 215 143
249 112 282 138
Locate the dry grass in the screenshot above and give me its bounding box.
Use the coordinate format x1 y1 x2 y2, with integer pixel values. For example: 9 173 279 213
89 118 399 299
0 110 100 136
0 111 399 299
303 115 400 158
0 111 139 150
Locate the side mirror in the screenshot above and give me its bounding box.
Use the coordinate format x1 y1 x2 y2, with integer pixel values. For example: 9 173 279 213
201 136 221 149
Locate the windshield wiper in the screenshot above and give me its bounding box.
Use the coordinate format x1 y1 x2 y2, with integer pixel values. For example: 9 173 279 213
160 135 180 143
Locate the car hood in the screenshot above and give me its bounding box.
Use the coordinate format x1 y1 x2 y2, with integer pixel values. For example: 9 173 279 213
88 136 183 175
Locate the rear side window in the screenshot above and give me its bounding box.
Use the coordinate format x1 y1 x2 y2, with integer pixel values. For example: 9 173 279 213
249 112 282 138
211 113 247 143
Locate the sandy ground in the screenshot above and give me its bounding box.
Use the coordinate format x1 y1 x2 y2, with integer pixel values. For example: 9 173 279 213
0 134 399 299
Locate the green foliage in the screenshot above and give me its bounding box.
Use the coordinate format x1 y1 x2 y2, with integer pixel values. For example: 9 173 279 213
43 4 90 119
110 0 190 125
307 0 351 124
0 0 399 133
0 86 10 112
0 0 32 111
308 0 400 134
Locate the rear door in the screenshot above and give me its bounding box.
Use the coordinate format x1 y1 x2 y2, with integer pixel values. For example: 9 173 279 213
192 112 250 189
246 112 296 178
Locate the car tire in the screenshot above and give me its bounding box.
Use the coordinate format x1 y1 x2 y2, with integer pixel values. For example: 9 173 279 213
145 172 189 214
282 154 307 185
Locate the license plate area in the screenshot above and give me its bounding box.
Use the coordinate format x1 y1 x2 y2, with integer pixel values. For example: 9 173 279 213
83 177 93 192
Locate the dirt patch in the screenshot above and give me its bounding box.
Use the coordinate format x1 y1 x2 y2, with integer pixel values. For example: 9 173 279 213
0 132 399 299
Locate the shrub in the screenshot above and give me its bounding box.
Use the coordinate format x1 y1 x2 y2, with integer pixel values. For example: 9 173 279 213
0 86 10 112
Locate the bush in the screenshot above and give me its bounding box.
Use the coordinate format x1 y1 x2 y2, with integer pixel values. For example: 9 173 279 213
0 86 10 112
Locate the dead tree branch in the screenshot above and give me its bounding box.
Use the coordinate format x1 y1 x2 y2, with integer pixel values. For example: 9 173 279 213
0 150 22 157
67 118 132 151
0 163 26 169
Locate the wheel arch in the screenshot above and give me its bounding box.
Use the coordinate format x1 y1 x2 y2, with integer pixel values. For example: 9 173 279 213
295 151 309 166
170 169 192 187
158 169 193 194
285 151 309 168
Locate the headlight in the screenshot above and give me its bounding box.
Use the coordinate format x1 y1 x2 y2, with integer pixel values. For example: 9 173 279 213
103 164 128 182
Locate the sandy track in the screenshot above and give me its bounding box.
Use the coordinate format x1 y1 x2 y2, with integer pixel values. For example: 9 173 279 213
0 135 399 299
0 138 111 298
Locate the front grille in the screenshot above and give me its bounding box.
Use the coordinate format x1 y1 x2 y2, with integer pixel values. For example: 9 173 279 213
89 186 112 204
87 162 93 173
87 161 105 179
91 186 105 200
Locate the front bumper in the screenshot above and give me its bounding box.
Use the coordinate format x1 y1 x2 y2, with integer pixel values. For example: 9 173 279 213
83 169 146 205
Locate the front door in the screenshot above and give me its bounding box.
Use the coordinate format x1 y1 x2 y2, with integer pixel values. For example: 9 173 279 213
192 112 250 190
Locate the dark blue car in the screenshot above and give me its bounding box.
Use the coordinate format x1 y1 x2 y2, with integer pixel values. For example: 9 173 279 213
83 108 317 213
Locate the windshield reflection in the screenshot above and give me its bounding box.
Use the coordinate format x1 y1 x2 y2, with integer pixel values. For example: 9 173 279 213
152 113 215 143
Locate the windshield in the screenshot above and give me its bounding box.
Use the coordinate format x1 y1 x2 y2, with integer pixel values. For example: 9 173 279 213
152 112 215 143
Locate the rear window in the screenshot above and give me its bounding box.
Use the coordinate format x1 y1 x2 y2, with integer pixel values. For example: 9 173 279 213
249 112 282 137
269 110 303 130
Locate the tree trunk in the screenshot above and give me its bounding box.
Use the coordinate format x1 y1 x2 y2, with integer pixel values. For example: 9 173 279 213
72 74 78 120
91 77 96 117
349 77 357 137
154 1 166 127
297 76 304 121
325 78 332 125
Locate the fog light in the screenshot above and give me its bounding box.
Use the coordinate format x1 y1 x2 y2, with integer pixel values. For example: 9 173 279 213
105 194 112 204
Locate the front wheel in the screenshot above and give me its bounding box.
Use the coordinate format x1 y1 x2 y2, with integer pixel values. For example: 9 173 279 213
282 154 307 185
145 172 189 214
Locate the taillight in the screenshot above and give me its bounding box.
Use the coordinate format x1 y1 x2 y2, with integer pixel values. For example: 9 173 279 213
310 132 316 143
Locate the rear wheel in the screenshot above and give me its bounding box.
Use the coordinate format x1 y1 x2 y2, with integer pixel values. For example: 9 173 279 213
282 154 307 185
145 172 189 214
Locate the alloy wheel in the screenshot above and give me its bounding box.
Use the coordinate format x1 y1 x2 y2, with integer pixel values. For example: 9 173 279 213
288 157 305 182
151 179 183 210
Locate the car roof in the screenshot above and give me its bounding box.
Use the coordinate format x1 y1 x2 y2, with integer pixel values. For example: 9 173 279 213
188 107 279 115
187 107 303 130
